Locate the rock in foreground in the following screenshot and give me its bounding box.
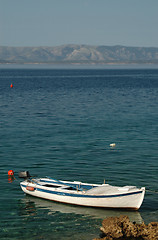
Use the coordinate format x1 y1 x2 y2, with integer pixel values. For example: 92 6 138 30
94 215 158 240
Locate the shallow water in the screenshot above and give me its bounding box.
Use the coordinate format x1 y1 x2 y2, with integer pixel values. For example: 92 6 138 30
0 68 158 239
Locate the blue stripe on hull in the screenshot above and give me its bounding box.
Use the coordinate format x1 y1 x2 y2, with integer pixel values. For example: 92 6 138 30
21 184 143 199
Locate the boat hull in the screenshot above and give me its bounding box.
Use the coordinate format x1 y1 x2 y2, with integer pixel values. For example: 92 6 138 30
20 182 145 210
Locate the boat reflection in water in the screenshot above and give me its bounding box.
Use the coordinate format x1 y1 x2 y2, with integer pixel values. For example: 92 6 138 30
20 195 143 224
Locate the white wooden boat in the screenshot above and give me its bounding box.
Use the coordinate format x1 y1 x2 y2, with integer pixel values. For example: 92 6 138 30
19 173 145 210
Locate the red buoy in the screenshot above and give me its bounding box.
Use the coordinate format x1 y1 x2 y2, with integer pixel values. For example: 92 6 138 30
8 170 14 176
10 83 13 88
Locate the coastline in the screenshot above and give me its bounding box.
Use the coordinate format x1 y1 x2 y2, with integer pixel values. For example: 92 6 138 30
0 62 158 69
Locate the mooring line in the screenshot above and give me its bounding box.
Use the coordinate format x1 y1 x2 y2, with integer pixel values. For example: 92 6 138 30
146 189 158 194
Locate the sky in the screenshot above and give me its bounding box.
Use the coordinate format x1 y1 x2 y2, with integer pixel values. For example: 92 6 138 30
1 0 158 47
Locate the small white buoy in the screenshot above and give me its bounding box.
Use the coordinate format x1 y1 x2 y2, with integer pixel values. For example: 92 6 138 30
110 143 116 147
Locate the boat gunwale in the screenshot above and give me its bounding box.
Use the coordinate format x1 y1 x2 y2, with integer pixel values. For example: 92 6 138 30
20 183 145 199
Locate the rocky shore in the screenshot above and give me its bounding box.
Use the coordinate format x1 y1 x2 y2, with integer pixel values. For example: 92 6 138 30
94 215 158 240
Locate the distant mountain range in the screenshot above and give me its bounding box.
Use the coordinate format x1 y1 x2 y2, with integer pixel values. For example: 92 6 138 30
1 44 158 64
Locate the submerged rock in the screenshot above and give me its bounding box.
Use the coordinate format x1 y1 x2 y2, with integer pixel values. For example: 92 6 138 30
94 215 158 240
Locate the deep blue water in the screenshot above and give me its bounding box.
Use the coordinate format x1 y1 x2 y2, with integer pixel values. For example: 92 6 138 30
0 67 158 239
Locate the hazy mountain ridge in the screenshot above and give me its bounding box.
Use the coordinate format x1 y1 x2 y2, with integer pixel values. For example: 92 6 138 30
1 44 158 64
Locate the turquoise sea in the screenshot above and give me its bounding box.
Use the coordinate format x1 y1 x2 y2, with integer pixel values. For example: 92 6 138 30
0 67 158 240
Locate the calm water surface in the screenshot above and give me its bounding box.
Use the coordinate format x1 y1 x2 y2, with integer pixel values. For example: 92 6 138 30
0 68 158 239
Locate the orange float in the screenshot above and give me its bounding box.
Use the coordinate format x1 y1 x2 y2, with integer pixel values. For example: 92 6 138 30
8 170 14 176
26 186 35 191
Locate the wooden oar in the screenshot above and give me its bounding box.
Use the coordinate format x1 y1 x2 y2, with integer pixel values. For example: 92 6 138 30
46 176 83 191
